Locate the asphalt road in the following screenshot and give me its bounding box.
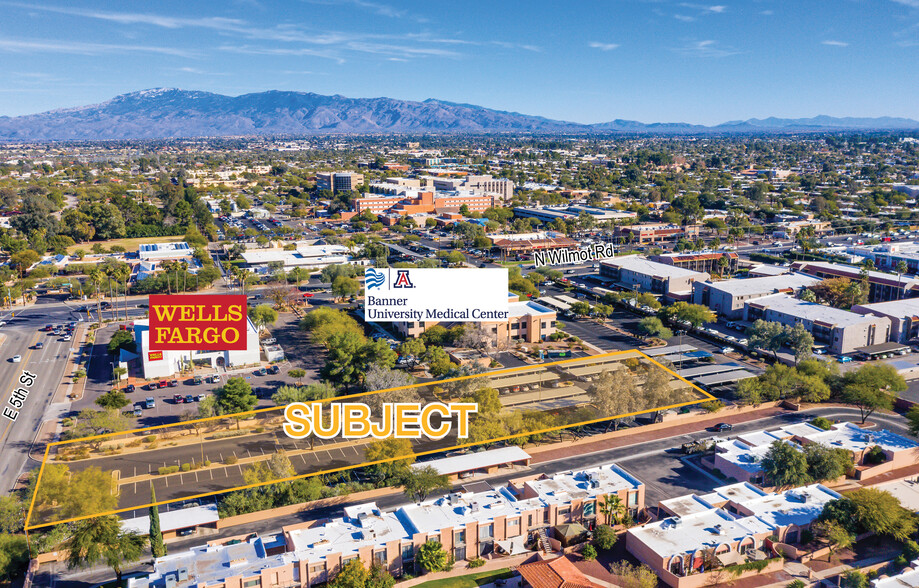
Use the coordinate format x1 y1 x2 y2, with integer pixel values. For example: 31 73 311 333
40 405 909 588
0 296 93 492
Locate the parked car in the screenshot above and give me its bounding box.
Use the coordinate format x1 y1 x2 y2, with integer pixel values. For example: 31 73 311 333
267 365 280 375
34 342 43 349
145 397 156 409
196 394 209 402
838 356 853 363
126 384 135 393
133 406 143 417
185 394 195 403
254 368 267 376
210 375 221 384
173 394 185 404
193 375 203 385
157 380 168 389
168 380 178 387
714 423 733 431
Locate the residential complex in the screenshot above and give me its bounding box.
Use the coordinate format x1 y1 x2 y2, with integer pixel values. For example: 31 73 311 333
129 463 644 588
600 255 709 301
744 293 891 354
627 483 841 588
692 273 821 319
792 260 919 303
709 422 919 485
649 251 739 275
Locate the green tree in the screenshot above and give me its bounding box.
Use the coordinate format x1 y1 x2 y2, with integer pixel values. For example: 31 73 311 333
812 520 853 561
637 316 672 339
329 559 395 588
149 484 166 558
593 524 618 551
248 304 278 331
398 338 426 358
288 368 307 385
747 320 788 360
424 345 454 378
364 438 415 484
465 387 502 416
107 329 135 354
332 275 361 301
271 383 335 404
804 443 854 482
659 301 715 327
847 488 917 540
0 534 29 582
416 540 449 573
401 465 450 503
841 364 904 423
0 495 24 534
609 561 658 588
761 440 811 487
321 331 367 388
907 404 919 437
786 323 815 365
581 544 598 561
215 377 257 428
570 301 591 317
64 515 147 583
842 570 869 588
95 389 130 410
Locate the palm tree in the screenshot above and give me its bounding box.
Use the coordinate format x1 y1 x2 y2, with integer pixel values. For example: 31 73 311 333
896 260 908 301
160 260 174 295
177 260 189 293
87 269 104 323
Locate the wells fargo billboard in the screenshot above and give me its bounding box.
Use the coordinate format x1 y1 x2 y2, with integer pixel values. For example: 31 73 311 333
148 294 247 350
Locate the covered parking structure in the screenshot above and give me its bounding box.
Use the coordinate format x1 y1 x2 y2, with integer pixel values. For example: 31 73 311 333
678 362 747 378
693 369 758 390
537 296 571 312
411 446 531 481
643 344 697 357
854 341 910 360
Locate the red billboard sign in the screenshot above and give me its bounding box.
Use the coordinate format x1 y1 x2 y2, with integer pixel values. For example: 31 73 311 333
148 351 164 361
148 295 248 351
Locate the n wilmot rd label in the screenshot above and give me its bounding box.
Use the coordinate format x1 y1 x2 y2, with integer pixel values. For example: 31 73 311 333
148 294 248 350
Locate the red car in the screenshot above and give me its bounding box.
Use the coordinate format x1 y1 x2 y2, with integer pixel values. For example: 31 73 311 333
173 394 185 404
157 380 168 389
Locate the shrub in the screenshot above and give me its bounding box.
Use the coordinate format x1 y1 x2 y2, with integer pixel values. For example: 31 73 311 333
468 558 485 568
581 545 597 561
158 466 180 475
213 430 246 440
204 460 212 467
865 445 887 465
905 539 919 560
144 435 157 443
225 455 238 465
811 416 833 430
701 400 724 413
61 418 73 427
787 580 806 588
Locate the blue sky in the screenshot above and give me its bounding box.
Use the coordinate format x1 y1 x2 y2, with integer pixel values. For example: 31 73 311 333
1 0 918 124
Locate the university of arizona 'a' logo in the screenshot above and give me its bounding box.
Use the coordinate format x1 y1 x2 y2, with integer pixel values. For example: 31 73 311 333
365 268 385 290
393 270 415 289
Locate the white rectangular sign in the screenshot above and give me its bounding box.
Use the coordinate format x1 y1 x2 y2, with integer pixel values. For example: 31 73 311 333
364 268 509 322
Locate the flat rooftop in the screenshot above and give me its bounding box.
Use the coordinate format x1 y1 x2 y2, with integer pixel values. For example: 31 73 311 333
286 506 409 564
749 294 889 328
411 446 531 476
853 298 919 318
601 255 706 280
525 464 643 506
700 273 819 296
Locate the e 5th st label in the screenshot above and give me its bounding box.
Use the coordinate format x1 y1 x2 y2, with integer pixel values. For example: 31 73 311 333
4 370 37 422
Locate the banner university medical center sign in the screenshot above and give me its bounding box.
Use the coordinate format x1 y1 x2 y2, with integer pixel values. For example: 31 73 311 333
149 294 248 350
364 268 509 322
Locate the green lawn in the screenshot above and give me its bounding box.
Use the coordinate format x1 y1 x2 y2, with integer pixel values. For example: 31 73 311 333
412 568 513 588
66 235 184 255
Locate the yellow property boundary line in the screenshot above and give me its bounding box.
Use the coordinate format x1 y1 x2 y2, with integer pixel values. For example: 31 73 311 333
25 350 714 531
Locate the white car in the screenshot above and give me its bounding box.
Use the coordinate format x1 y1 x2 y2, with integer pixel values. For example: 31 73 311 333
11 355 21 362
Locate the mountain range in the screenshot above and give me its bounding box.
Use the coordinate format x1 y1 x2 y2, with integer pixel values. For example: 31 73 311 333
0 88 917 141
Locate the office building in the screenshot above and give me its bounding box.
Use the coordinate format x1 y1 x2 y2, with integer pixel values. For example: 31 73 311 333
851 298 919 343
616 223 700 245
317 172 364 193
600 255 709 302
392 293 557 342
692 273 820 319
240 244 354 270
354 189 494 216
650 251 739 275
138 242 193 261
791 260 919 303
744 294 891 354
